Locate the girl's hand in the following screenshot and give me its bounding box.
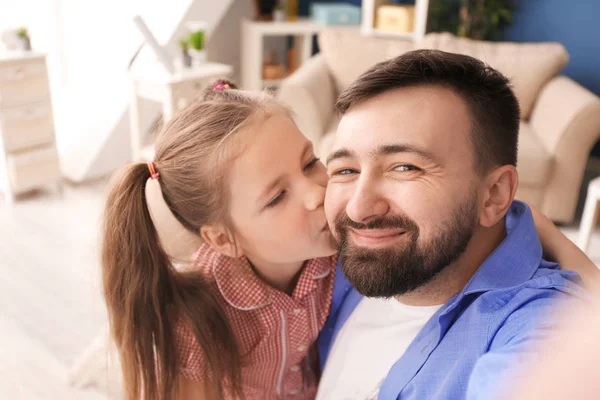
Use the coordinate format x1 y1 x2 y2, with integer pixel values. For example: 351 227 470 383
530 203 600 289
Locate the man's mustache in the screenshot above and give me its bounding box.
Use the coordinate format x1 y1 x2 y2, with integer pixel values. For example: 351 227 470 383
334 213 419 232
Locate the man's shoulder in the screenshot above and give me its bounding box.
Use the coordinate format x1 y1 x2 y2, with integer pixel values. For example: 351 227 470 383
475 260 585 308
475 261 586 346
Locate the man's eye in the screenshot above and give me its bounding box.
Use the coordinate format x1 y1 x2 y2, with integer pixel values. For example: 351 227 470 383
394 165 421 172
332 169 357 176
266 190 286 208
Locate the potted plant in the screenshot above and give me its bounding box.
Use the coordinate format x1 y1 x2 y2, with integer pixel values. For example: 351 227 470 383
179 38 192 68
428 0 516 41
186 22 206 66
273 1 286 22
16 27 31 51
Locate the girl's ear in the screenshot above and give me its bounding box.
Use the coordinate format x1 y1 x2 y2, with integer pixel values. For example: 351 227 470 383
200 224 242 258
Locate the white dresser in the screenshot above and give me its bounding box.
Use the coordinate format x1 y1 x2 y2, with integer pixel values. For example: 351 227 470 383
0 52 60 204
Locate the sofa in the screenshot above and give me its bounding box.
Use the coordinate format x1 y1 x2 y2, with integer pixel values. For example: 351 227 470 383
277 28 600 224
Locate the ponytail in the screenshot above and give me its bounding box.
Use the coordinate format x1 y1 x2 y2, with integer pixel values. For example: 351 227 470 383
102 163 242 399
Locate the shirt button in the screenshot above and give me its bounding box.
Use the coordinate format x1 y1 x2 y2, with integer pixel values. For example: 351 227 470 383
297 345 307 352
293 308 302 315
290 364 300 372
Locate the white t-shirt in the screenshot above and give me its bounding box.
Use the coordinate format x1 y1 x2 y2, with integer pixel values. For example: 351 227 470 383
316 297 442 400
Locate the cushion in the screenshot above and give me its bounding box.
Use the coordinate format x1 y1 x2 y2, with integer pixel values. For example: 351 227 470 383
417 33 569 120
517 122 553 186
317 114 340 158
318 27 415 94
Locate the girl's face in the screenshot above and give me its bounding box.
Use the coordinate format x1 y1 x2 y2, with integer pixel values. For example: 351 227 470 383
223 113 336 278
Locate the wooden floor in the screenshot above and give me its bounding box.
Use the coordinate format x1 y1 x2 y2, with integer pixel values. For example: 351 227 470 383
0 177 598 400
0 180 111 400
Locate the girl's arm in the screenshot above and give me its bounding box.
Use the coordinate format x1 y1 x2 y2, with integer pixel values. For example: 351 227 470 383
530 203 600 288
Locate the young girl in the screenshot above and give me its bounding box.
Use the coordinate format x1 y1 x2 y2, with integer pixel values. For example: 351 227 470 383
102 80 599 400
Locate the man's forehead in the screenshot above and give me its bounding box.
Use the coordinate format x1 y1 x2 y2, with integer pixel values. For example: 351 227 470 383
333 86 472 158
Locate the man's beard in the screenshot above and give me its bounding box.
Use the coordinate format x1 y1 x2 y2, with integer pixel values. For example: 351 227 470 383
334 195 479 298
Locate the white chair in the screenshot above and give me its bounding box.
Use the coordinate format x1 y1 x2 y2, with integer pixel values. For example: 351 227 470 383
578 176 600 253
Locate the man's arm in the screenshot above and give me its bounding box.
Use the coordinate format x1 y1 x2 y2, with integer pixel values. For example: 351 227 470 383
510 293 600 399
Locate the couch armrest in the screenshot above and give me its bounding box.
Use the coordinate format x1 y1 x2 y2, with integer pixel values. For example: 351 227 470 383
277 54 337 145
531 76 600 155
530 75 600 222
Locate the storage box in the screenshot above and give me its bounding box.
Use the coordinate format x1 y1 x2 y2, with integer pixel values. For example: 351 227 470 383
311 3 361 25
376 5 415 33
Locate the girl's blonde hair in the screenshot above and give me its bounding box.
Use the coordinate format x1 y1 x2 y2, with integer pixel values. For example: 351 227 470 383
102 80 289 399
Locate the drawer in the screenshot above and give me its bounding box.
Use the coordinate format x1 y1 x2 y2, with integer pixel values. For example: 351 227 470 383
6 145 60 193
0 60 50 107
0 101 55 152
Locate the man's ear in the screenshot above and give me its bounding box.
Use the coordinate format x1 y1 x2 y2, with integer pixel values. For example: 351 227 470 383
200 224 242 258
479 165 518 228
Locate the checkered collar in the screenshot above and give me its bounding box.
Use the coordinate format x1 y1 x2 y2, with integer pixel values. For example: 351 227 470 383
193 244 333 311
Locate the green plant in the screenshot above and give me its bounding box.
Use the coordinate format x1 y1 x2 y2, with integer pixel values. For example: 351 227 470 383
428 0 517 41
17 27 29 39
188 30 205 51
179 38 189 51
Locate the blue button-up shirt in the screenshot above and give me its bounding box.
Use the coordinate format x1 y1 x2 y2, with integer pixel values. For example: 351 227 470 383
318 201 585 399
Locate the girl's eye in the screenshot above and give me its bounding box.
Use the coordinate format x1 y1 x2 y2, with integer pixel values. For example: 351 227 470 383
394 165 421 172
266 190 286 208
304 157 320 171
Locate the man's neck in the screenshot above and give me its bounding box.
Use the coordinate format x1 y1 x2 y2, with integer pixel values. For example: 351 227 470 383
395 222 507 307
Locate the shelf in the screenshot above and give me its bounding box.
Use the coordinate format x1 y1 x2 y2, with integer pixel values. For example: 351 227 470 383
262 79 284 88
362 27 416 40
361 0 430 41
130 62 233 85
242 18 324 35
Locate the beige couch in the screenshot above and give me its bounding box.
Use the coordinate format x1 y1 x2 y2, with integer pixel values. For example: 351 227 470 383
278 28 600 224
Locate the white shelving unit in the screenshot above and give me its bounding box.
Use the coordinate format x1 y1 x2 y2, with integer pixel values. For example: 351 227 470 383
129 62 233 161
362 0 430 40
241 18 325 92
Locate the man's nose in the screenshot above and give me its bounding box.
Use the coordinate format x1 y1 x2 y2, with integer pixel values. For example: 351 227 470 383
345 178 389 224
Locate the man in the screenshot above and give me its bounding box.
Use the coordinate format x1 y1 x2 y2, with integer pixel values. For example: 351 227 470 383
316 50 585 399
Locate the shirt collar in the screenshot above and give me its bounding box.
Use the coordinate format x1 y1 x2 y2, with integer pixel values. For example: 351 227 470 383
461 200 543 296
199 244 333 311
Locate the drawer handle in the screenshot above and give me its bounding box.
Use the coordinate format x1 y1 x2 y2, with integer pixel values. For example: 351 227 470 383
23 108 37 119
14 68 26 80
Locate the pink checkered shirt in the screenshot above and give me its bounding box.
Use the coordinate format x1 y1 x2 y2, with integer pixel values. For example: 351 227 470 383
175 244 336 399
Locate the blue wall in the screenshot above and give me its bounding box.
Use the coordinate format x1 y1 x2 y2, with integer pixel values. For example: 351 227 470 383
504 0 600 97
504 0 600 156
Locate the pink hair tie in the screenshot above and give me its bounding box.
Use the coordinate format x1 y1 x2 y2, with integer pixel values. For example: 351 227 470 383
147 161 160 180
213 82 230 91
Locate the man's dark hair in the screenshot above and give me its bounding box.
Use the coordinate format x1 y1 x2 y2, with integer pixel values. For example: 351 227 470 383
336 49 520 174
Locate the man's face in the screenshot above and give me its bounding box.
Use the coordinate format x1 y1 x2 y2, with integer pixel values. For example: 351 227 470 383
325 85 482 298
